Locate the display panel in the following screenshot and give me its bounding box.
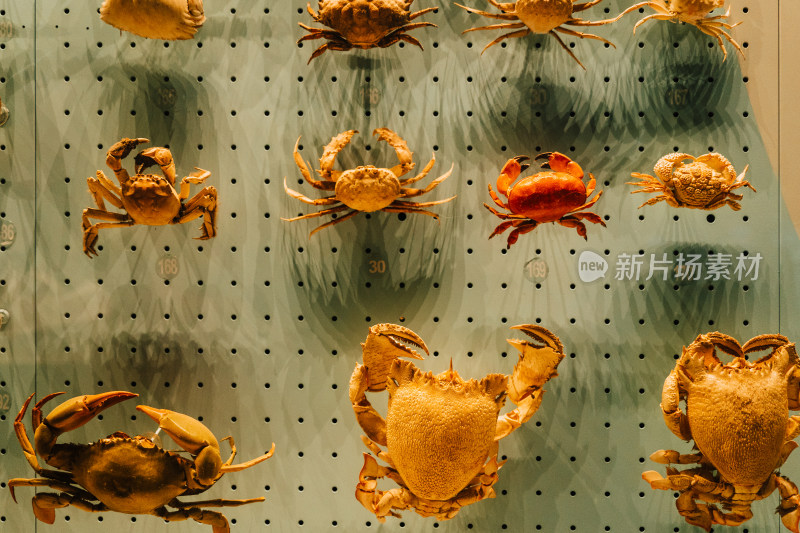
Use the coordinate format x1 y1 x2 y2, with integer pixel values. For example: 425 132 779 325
0 1 795 531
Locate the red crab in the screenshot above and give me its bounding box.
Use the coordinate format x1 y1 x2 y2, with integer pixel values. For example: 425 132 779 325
484 152 605 248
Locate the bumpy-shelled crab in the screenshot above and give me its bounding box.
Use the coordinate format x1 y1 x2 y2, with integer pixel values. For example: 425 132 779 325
484 152 605 248
82 137 217 257
628 152 754 210
283 128 455 236
456 0 617 68
611 0 743 60
298 0 437 62
349 323 565 520
644 332 800 531
9 391 274 532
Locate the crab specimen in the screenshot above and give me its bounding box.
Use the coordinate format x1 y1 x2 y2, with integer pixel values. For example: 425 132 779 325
484 152 605 248
456 0 617 69
611 0 743 60
82 137 218 257
628 152 754 210
298 0 437 63
100 0 205 40
283 128 455 236
9 391 274 532
643 332 800 531
350 322 565 520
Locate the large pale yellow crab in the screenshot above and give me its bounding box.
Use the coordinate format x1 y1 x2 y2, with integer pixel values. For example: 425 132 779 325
82 137 218 257
99 0 206 40
283 128 455 236
456 0 617 69
628 152 754 211
349 323 565 521
644 333 800 531
298 0 437 63
612 0 743 60
9 391 274 532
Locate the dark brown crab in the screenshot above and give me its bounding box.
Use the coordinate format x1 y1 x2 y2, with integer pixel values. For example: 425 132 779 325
9 391 274 532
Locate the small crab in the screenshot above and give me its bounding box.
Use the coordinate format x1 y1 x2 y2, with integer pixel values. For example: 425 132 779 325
628 152 754 210
644 332 800 531
9 391 274 532
298 0 437 63
350 323 565 521
456 0 617 69
99 0 206 40
612 0 743 60
484 152 605 248
283 128 455 236
82 137 218 257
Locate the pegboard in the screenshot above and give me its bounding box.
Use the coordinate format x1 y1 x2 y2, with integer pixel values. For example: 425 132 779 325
0 1 795 532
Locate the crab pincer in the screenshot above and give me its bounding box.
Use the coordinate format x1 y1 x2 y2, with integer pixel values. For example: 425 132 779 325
361 323 429 392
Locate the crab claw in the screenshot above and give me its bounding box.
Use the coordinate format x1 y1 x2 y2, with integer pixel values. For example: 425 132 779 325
362 324 429 392
136 405 223 485
536 152 584 180
777 475 800 533
506 325 565 405
34 391 138 458
496 156 529 197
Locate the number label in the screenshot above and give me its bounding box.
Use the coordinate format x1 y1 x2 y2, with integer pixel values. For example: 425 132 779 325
0 221 16 247
360 87 381 107
0 21 13 40
523 257 549 282
529 87 549 106
665 86 689 108
156 254 180 280
156 86 177 109
368 259 387 274
0 391 11 415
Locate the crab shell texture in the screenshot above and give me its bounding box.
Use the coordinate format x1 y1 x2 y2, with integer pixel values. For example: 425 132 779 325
69 433 195 513
337 167 402 212
122 173 184 225
663 154 738 207
100 0 205 40
675 335 800 485
509 171 588 222
315 0 418 46
386 360 508 500
668 0 725 21
515 0 575 33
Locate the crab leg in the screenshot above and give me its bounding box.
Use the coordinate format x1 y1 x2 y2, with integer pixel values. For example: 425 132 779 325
350 364 390 445
8 477 96 505
381 206 441 220
23 491 109 524
175 185 217 240
374 128 415 178
297 24 344 43
399 154 435 186
293 137 337 189
497 325 565 439
179 168 212 201
105 137 149 185
549 30 587 69
87 171 124 210
304 39 355 63
484 204 528 220
152 506 232 533
454 3 519 21
390 197 456 208
168 497 266 508
409 6 438 20
400 163 455 197
361 323 428 392
282 204 351 222
378 22 438 50
136 146 177 186
572 0 603 12
309 210 359 236
479 28 531 55
319 130 358 181
553 26 615 48
283 178 340 206
777 475 800 533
